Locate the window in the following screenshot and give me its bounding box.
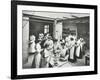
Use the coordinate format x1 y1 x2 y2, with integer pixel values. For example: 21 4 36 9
44 25 49 33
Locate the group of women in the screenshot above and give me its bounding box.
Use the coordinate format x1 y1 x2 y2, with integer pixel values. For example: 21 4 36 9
28 33 86 68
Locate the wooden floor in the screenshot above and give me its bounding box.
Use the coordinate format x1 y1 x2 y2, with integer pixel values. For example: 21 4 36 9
23 50 89 68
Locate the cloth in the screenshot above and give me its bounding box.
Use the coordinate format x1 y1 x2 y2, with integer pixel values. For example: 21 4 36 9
28 53 35 66
35 43 41 53
75 39 85 58
76 45 81 57
29 40 36 53
69 46 75 59
69 37 76 60
44 39 53 50
35 52 41 68
53 42 62 54
44 39 53 57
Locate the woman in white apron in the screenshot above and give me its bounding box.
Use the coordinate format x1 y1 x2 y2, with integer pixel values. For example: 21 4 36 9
43 36 53 68
64 37 71 57
76 38 85 58
59 39 69 61
34 42 42 68
28 35 36 66
68 36 76 62
80 38 85 53
53 39 62 66
75 38 82 58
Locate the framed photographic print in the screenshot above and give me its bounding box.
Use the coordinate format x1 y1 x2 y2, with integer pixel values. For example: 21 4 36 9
11 0 97 79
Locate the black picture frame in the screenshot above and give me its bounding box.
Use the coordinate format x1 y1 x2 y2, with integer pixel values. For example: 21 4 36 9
11 0 98 79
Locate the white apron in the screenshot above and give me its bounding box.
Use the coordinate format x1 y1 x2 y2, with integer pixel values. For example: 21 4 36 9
35 43 42 68
69 38 75 60
70 46 75 60
44 48 52 68
35 52 41 68
76 45 81 57
43 39 53 68
28 41 36 65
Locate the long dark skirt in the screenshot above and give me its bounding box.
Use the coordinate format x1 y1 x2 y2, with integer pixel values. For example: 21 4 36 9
68 47 77 63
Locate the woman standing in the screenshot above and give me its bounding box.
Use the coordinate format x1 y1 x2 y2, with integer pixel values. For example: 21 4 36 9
75 38 85 58
43 36 53 68
68 35 76 62
34 41 42 68
53 39 62 66
28 35 36 66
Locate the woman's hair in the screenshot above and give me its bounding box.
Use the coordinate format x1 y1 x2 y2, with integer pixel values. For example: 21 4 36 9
70 37 74 41
30 35 35 41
